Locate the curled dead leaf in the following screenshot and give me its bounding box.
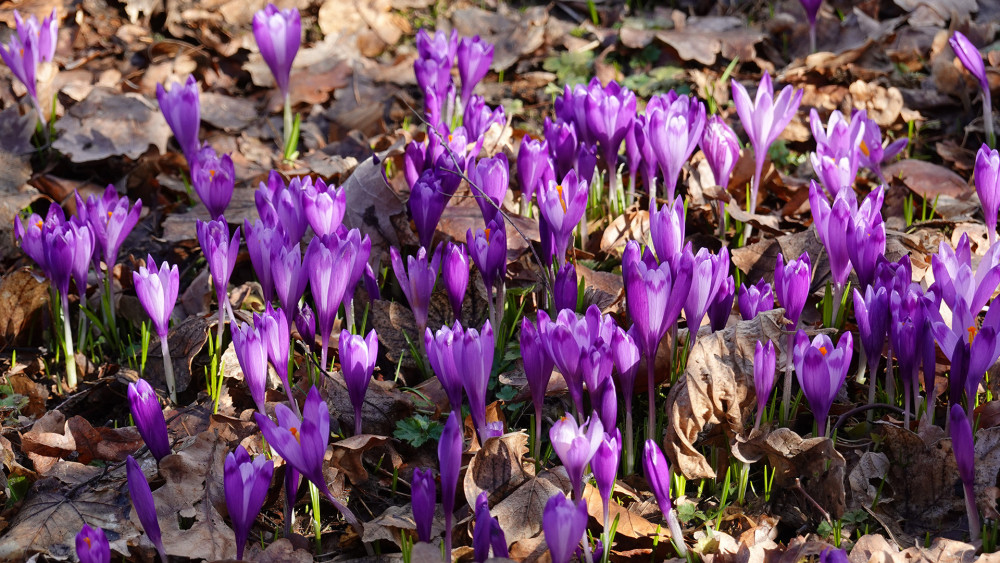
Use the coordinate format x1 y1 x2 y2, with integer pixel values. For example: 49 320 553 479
463 432 532 506
329 434 389 485
489 468 571 546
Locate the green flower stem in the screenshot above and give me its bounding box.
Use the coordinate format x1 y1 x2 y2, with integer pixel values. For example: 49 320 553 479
61 296 78 388
161 335 177 403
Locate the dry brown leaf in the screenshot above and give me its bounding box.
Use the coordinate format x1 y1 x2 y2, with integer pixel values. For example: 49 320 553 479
7 371 47 418
451 6 548 71
21 411 77 475
972 426 1000 521
53 87 171 163
247 537 313 563
144 313 210 394
463 432 533 506
654 17 764 65
66 416 144 465
489 468 571 546
329 434 389 485
582 484 669 542
847 81 905 127
341 140 407 255
883 159 972 200
360 504 447 546
849 534 901 563
600 210 649 255
321 374 414 437
0 269 50 349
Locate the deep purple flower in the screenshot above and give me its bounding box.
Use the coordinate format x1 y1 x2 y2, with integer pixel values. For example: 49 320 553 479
775 252 812 328
857 113 907 182
793 330 853 436
543 306 616 417
732 73 803 215
928 293 1000 412
196 219 240 311
554 262 578 313
550 414 603 500
133 256 179 339
190 145 235 220
931 233 1000 320
156 76 200 161
127 379 171 462
753 340 777 429
253 4 301 97
517 135 553 203
650 195 685 265
301 177 346 238
950 31 989 94
469 153 509 224
364 263 381 302
0 10 58 116
810 182 854 288
853 285 889 383
644 438 674 514
305 233 357 369
701 115 741 190
410 467 435 543
339 329 378 435
341 228 372 311
463 95 506 142
416 28 457 67
255 172 308 244
390 244 442 339
442 242 469 320
14 205 63 277
800 0 822 24
126 455 166 562
271 241 308 320
76 524 110 563
537 170 589 267
295 302 315 349
585 80 637 173
977 145 1000 247
67 216 95 298
409 168 461 248
467 219 507 291
555 81 593 145
472 491 508 562
44 220 86 301
583 342 616 431
232 320 268 414
648 93 706 200
75 186 142 274
847 186 886 289
256 302 291 390
708 275 736 332
820 548 849 563
611 325 641 414
626 114 660 194
244 219 287 303
438 411 463 560
544 117 580 178
426 322 464 416
543 493 589 563
459 321 495 446
684 247 730 346
591 430 621 530
950 403 981 539
738 280 774 321
224 445 274 561
521 313 554 458
457 36 493 106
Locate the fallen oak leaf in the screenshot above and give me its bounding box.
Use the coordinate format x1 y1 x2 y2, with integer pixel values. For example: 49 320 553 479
488 467 571 546
463 432 533 507
66 416 144 465
329 434 389 485
21 411 77 475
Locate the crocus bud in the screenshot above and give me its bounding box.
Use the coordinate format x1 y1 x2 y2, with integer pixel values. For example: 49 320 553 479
196 219 240 309
156 76 200 161
554 262 578 313
410 467 435 543
256 173 308 244
253 4 301 98
701 115 740 189
363 262 381 303
649 195 685 265
232 320 268 414
793 330 853 437
127 379 171 461
190 145 235 220
708 275 735 332
976 144 1000 247
295 302 316 350
133 255 179 340
224 445 274 561
591 430 622 529
463 96 505 142
126 455 166 562
775 252 811 329
339 329 378 435
550 414 603 500
244 219 286 303
469 153 510 224
738 280 774 321
545 118 580 178
472 491 508 562
255 302 290 387
457 36 493 107
271 241 308 320
390 244 442 338
847 186 886 289
426 322 464 416
67 217 95 298
536 170 589 267
684 247 730 346
517 135 553 202
853 285 889 377
409 169 461 248
949 31 988 93
647 93 706 201
467 219 507 292
438 411 463 560
543 493 589 563
302 178 346 238
76 524 110 563
305 233 357 369
44 221 82 302
753 340 777 429
442 242 469 320
584 80 637 171
460 321 495 446
611 325 641 410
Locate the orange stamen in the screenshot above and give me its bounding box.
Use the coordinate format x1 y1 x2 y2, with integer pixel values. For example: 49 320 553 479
859 141 870 158
969 326 978 344
819 346 828 356
84 537 91 548
35 220 43 228
107 210 113 218
556 184 566 212
290 427 301 442
448 134 453 143
209 169 216 179
484 228 491 242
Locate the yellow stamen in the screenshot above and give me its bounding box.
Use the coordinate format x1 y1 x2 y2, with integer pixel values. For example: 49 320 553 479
859 141 870 158
107 211 113 218
290 427 300 442
819 346 828 356
556 184 566 212
969 326 978 344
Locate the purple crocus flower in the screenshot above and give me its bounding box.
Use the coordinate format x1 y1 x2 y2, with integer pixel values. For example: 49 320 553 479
14 205 63 277
255 303 297 411
190 145 235 220
457 36 493 107
647 92 706 201
708 275 736 331
409 168 461 248
442 242 469 321
426 322 464 417
469 153 509 224
390 244 442 343
232 320 268 414
775 252 812 329
76 524 110 563
731 72 803 217
224 445 274 561
626 114 660 195
196 219 240 322
244 219 286 303
847 186 886 289
133 255 180 401
536 170 589 267
305 233 357 370
591 430 621 532
950 31 993 146
649 195 685 265
472 492 508 562
517 135 553 204
458 321 495 446
555 81 593 145
931 233 1000 320
643 439 687 556
809 182 854 290
255 172 308 244
543 306 616 418
126 455 167 563
582 342 616 431
684 247 730 346
611 325 640 425
820 548 849 563
301 178 346 238
128 379 171 462
415 29 457 110
976 144 1000 247
67 216 95 297
701 115 741 190
44 220 83 302
521 313 554 462
857 112 907 182
438 411 463 560
853 285 889 403
738 280 774 321
793 330 853 436
156 76 200 161
271 241 308 321
467 219 507 294
0 10 58 123
296 302 316 350
410 467 435 543
543 493 589 563
809 109 865 198
550 414 603 500
890 285 928 424
623 240 692 437
585 80 636 175
554 262 578 313
463 95 506 142
544 117 580 178
950 403 981 540
253 4 301 98
928 293 1000 415
254 387 361 531
753 340 777 430
339 329 378 436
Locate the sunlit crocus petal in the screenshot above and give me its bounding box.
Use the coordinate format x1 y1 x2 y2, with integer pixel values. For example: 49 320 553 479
252 4 301 97
976 144 1000 246
190 145 235 220
156 76 200 161
126 456 167 562
793 330 853 436
410 467 435 543
543 493 589 563
232 320 268 414
753 340 777 429
549 414 603 499
774 252 812 328
438 411 463 560
738 279 773 321
649 195 685 265
127 379 171 462
339 329 378 435
133 256 180 340
223 445 274 561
